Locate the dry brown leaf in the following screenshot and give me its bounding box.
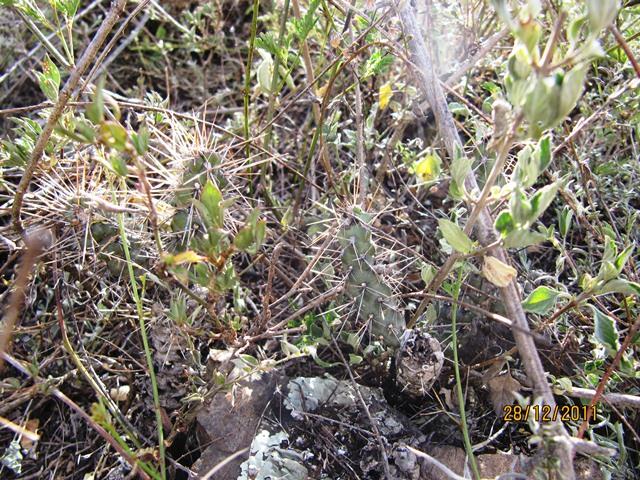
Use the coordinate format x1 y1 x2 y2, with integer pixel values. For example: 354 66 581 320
488 373 521 416
482 256 517 287
20 418 40 450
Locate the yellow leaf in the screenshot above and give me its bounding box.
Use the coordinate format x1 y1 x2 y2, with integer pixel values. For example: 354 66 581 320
172 250 207 265
411 153 442 183
483 256 517 287
378 82 393 110
316 83 329 99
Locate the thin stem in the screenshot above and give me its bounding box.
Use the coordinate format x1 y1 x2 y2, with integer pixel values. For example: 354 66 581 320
450 269 481 480
117 183 167 480
243 0 261 156
14 8 71 69
263 0 291 150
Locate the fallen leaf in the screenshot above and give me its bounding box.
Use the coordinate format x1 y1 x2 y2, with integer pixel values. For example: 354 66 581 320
20 419 39 450
488 373 522 415
483 256 517 287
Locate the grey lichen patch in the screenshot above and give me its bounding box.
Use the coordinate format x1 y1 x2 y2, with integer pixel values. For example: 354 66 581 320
285 376 407 438
238 430 309 480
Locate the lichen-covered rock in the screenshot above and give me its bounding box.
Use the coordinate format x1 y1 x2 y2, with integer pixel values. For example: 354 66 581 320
238 430 309 480
395 329 444 397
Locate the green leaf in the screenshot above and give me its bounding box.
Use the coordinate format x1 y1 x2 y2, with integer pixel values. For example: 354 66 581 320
281 340 301 357
109 154 128 177
438 219 474 254
510 189 533 225
254 220 266 248
131 124 149 155
256 52 274 93
558 206 573 238
421 263 436 285
503 228 546 248
87 76 106 124
61 0 80 17
239 354 259 367
449 102 470 117
568 16 587 45
511 137 554 188
234 227 254 251
596 279 640 297
99 121 128 151
529 180 561 223
522 286 560 314
615 244 635 273
586 0 619 31
362 50 393 79
495 210 515 235
200 181 224 228
451 145 473 192
292 0 319 41
536 135 552 172
36 54 60 102
349 354 363 365
592 307 619 355
602 237 618 264
558 67 587 121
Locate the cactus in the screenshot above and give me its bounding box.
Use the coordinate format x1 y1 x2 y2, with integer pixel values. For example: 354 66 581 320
338 223 405 347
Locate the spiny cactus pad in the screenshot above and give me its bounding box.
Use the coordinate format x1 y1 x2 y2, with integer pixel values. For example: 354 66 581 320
338 223 405 347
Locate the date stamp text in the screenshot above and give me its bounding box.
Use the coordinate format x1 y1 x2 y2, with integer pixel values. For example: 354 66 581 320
502 404 597 423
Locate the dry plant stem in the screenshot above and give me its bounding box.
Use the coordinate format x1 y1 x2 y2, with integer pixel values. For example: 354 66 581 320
408 120 519 328
0 415 40 442
13 8 70 68
395 2 575 476
610 25 640 79
83 0 152 88
291 0 336 187
270 225 338 308
577 313 640 438
257 243 283 333
135 157 164 254
331 336 392 480
567 387 640 410
1 351 152 480
463 119 521 235
11 0 128 234
0 235 46 370
355 80 367 206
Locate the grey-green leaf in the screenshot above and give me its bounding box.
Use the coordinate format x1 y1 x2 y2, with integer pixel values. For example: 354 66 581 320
522 286 560 314
438 219 474 254
592 307 619 354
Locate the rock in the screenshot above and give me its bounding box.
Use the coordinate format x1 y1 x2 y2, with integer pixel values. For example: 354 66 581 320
192 371 281 479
